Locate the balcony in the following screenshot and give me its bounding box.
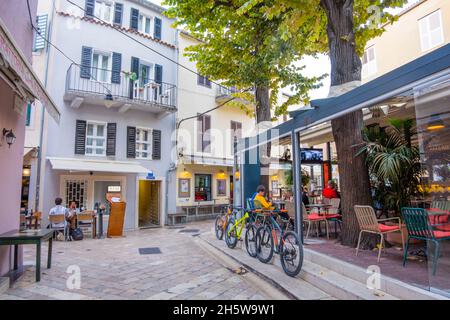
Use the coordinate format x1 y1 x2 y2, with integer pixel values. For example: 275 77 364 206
64 64 176 117
215 85 237 103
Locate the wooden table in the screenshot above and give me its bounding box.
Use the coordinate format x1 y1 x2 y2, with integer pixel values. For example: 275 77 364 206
0 229 53 282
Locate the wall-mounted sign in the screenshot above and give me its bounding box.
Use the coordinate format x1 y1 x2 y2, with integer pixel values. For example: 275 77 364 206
108 186 121 192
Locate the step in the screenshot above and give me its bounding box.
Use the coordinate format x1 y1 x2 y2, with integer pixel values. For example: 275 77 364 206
199 232 397 300
303 248 447 300
0 277 8 295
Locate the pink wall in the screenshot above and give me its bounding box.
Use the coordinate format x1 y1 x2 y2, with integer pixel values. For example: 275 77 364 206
0 0 37 277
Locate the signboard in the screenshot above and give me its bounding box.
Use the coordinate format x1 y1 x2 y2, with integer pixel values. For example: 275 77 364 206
107 185 121 192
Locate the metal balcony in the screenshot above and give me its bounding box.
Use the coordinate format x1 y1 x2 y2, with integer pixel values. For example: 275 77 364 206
215 85 237 103
64 64 176 117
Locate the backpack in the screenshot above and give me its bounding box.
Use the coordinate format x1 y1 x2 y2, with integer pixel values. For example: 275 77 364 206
70 228 84 241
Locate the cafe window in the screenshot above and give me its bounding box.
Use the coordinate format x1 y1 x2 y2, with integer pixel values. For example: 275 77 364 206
86 121 107 156
195 174 212 201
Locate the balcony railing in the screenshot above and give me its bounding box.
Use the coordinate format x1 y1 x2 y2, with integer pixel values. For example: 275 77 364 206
216 85 238 97
65 64 176 110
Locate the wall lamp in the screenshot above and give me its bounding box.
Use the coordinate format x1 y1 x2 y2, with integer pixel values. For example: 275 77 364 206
2 128 16 148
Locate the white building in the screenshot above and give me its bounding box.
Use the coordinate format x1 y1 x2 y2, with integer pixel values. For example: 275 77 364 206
32 0 178 229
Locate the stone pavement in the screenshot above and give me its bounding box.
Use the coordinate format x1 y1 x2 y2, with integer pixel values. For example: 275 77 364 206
0 221 275 300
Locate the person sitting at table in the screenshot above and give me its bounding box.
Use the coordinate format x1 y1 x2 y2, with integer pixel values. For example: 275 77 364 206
302 186 310 206
48 197 68 232
66 201 78 230
254 185 293 227
322 180 339 200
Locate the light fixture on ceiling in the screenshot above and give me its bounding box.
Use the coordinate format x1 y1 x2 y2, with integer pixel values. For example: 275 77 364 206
2 128 16 148
104 93 114 108
427 114 445 131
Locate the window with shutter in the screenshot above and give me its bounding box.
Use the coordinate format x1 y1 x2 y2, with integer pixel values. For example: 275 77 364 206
197 75 211 88
419 10 444 52
136 128 152 159
106 123 117 156
130 8 139 30
129 57 140 98
154 17 162 40
361 46 377 78
33 15 48 51
197 115 211 153
85 121 107 156
127 126 136 158
113 2 123 25
85 0 95 17
230 121 242 154
80 46 92 79
152 129 161 160
111 52 121 84
75 120 87 155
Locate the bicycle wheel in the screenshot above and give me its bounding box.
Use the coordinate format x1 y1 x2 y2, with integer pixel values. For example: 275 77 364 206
280 231 303 277
256 225 274 263
225 218 238 249
244 224 257 258
214 214 225 240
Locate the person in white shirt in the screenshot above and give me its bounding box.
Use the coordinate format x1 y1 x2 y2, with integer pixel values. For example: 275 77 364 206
49 197 69 229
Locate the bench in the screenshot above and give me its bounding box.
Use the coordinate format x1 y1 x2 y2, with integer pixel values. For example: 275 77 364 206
169 213 188 225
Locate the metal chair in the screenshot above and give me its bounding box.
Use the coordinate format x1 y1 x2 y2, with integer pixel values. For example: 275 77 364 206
402 207 450 276
354 205 404 262
303 202 329 239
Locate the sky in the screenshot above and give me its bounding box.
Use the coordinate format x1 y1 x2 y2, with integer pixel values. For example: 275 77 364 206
149 0 421 100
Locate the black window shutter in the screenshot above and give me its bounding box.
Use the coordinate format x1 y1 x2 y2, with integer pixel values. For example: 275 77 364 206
130 8 139 30
197 115 203 152
113 3 123 25
106 123 117 156
155 64 163 83
152 129 161 160
80 46 92 79
85 0 95 17
154 17 162 40
111 52 122 84
127 126 136 158
75 120 87 155
203 115 211 152
129 56 140 98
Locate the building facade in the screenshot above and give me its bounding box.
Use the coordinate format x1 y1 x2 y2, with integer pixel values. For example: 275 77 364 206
0 0 60 278
174 31 254 219
36 0 178 229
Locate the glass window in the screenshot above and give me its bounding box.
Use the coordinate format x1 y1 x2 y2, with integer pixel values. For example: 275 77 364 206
85 122 106 156
195 174 212 201
136 128 152 159
197 75 212 88
419 10 444 52
362 46 377 78
139 14 152 35
92 52 110 82
139 64 151 85
94 1 112 22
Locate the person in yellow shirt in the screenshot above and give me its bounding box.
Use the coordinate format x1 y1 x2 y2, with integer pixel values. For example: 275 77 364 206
253 185 274 210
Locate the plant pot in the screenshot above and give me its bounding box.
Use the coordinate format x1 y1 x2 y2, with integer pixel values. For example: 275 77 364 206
386 223 421 246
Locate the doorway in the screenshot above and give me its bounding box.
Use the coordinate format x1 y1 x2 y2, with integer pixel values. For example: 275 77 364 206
138 180 160 227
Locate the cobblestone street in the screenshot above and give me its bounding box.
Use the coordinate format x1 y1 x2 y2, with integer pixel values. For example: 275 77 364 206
0 221 273 300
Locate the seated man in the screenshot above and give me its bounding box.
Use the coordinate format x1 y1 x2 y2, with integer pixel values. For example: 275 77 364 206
254 185 293 227
49 197 74 238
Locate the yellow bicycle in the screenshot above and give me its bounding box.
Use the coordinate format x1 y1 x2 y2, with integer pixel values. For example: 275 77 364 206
225 209 263 257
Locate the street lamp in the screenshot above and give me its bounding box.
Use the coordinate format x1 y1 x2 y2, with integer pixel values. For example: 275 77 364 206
2 128 16 148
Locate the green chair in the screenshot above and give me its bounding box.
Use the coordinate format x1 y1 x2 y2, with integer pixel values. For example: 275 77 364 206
402 207 450 276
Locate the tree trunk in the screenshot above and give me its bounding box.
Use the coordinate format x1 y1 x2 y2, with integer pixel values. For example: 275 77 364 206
321 0 376 248
255 84 272 190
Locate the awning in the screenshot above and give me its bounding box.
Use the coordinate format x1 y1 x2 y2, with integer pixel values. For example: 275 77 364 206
183 154 234 167
48 157 149 174
0 19 60 123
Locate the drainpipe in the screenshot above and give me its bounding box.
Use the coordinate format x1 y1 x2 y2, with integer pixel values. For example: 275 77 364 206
35 0 56 211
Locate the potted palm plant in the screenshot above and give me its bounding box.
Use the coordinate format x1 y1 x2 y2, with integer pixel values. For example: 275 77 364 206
358 118 423 245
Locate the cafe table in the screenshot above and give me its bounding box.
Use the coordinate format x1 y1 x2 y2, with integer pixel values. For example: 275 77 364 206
0 229 53 282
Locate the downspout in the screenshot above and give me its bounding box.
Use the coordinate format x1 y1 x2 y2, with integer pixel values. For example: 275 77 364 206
164 28 180 225
35 0 56 211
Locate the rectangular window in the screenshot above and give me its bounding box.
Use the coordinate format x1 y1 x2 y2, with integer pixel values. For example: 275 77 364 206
139 63 152 85
26 103 32 127
198 75 212 88
136 127 152 159
362 46 377 78
139 14 152 35
197 114 211 153
195 174 212 201
86 121 107 156
91 51 110 82
419 10 444 52
230 120 242 154
94 0 112 22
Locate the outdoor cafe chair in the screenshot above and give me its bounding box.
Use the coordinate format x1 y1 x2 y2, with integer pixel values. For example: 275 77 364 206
77 211 96 238
48 214 68 241
402 207 450 276
303 202 329 239
31 211 42 229
429 201 450 231
354 205 404 262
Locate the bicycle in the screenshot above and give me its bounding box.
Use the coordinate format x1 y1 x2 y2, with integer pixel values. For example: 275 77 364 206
225 208 261 258
256 211 303 277
214 205 233 240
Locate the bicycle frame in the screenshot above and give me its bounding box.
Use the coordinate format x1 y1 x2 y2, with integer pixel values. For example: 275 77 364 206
267 214 289 253
228 211 249 239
